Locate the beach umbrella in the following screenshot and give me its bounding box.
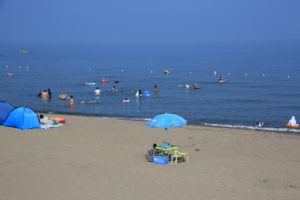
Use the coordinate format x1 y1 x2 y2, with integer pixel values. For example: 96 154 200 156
147 113 187 130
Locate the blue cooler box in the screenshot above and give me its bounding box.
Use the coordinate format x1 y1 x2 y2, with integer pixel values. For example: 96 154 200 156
153 156 169 164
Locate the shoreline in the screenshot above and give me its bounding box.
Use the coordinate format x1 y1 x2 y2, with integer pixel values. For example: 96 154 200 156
39 111 300 135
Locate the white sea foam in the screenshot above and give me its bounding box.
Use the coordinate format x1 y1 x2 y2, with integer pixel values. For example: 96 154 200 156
204 123 300 134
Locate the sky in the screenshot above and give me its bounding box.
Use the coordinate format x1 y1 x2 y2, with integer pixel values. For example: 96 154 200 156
0 0 300 44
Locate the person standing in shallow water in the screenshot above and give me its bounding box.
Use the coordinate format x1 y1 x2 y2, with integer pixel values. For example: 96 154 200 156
47 88 52 98
40 90 50 99
69 96 75 111
154 84 159 94
94 87 101 95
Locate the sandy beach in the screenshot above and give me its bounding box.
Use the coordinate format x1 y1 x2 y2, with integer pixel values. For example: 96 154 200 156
0 114 299 200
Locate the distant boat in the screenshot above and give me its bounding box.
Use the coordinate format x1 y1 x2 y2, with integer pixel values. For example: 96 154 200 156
163 70 170 75
19 50 29 53
6 73 13 77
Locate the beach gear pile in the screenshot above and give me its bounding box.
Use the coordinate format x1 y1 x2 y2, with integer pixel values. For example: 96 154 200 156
145 142 188 165
145 148 169 163
0 101 63 130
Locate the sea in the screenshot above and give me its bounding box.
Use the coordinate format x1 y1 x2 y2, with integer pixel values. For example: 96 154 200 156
1 41 300 133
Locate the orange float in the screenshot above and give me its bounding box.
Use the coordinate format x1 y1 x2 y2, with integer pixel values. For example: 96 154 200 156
286 124 299 128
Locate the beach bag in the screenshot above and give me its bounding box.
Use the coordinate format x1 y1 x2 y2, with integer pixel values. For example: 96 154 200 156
145 149 164 162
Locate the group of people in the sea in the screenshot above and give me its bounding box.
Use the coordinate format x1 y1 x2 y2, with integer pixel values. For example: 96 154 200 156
37 75 298 129
39 73 226 109
93 80 159 102
255 121 265 128
254 116 299 128
38 88 74 110
183 83 200 89
182 76 225 90
37 79 160 110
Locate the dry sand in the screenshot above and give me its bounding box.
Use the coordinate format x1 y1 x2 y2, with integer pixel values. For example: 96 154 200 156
0 114 299 200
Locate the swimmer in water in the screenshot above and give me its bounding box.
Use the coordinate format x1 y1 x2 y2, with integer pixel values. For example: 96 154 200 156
94 87 101 95
40 90 50 99
192 83 200 89
123 98 130 103
184 84 190 88
219 76 225 83
111 86 116 92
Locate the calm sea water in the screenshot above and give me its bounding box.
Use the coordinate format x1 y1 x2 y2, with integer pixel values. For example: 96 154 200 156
1 41 300 133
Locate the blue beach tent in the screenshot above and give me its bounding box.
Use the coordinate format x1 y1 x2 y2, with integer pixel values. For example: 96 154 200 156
0 101 14 125
3 106 41 129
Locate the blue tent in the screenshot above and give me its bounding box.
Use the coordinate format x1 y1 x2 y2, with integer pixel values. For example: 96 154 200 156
0 101 14 125
3 107 41 129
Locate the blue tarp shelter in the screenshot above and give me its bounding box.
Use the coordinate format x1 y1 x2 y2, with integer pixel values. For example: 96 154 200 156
3 106 41 129
0 101 14 125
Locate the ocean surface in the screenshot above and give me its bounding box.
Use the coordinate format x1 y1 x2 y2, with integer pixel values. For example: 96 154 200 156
1 41 300 133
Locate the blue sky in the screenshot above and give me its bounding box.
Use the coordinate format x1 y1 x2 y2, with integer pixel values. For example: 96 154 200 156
0 0 299 44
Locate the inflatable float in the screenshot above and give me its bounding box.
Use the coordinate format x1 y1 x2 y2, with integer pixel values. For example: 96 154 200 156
49 117 65 123
80 100 98 104
5 73 13 77
84 82 96 86
286 124 299 128
101 79 109 83
58 94 68 100
143 90 150 96
122 98 130 103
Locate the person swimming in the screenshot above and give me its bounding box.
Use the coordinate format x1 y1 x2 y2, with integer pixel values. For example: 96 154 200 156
219 76 225 83
192 83 200 89
184 84 190 88
122 98 130 103
111 86 116 92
